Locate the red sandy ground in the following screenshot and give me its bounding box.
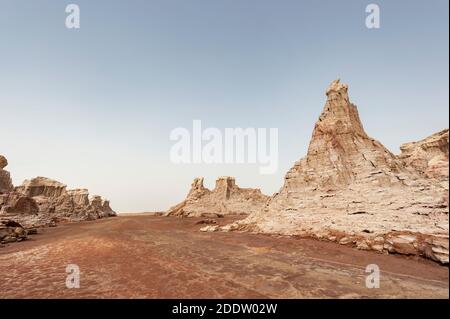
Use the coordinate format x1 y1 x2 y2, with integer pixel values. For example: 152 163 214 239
0 215 448 298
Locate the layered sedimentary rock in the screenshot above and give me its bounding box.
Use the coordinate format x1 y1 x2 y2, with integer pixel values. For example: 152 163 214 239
219 80 449 264
0 192 39 216
0 155 116 234
16 177 66 198
399 129 449 180
166 177 269 217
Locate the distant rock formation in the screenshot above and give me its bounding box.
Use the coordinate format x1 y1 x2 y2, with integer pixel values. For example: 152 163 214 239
0 155 116 243
13 177 116 223
166 177 269 217
217 80 449 264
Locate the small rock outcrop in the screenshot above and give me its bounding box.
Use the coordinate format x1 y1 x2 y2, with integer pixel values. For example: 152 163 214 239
165 177 269 217
0 220 27 245
219 80 449 264
0 155 117 234
0 155 13 194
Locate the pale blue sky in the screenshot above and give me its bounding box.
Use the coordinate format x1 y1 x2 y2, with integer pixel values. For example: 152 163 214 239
0 0 448 212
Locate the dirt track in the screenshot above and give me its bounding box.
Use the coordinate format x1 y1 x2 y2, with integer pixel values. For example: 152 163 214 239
0 215 448 298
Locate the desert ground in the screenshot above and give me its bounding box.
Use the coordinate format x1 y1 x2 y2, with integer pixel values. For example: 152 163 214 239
0 214 447 299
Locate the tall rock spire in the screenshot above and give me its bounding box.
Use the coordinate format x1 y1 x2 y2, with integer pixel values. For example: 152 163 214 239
285 79 403 190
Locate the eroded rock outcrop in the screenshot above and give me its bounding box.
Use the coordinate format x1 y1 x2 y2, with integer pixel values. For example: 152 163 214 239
0 155 13 194
0 192 39 216
9 177 117 227
166 177 269 217
399 129 449 180
218 80 449 264
16 177 66 198
0 220 27 245
0 155 116 233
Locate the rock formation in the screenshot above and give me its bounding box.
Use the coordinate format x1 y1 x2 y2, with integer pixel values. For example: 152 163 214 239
283 79 406 191
399 129 449 180
217 80 449 264
166 176 269 217
0 220 27 245
0 155 116 239
0 155 13 194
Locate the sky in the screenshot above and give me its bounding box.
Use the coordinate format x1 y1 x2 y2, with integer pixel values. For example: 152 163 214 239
0 0 448 212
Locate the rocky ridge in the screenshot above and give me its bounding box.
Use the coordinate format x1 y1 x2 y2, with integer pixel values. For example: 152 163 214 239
165 176 269 218
211 80 449 264
0 157 116 244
